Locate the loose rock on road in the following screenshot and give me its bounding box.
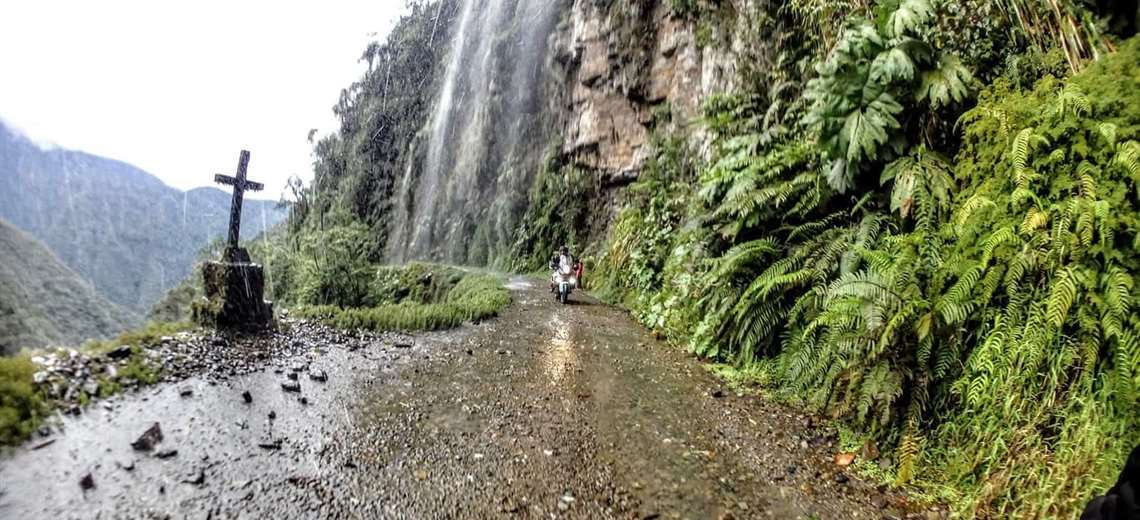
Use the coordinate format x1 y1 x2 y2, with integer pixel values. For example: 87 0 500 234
0 277 909 519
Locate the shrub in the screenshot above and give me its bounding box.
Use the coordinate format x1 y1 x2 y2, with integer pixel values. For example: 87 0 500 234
296 223 376 307
0 355 48 445
295 272 511 333
368 263 464 305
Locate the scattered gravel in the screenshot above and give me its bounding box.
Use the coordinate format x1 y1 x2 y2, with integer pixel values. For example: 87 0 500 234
28 321 411 415
1 279 918 519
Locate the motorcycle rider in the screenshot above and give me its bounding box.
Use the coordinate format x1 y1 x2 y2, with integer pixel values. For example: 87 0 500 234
550 246 574 294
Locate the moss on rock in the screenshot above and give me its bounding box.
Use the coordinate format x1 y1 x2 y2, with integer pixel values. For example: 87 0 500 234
192 248 274 329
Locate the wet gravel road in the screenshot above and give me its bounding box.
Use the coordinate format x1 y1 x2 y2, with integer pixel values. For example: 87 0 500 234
0 278 906 519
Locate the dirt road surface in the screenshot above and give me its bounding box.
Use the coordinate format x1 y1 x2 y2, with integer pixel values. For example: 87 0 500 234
0 278 907 519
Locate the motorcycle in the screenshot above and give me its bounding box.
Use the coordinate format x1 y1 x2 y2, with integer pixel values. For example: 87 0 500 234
551 264 578 304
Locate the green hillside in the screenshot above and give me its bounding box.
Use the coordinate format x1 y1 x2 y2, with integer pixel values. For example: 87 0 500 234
0 219 135 355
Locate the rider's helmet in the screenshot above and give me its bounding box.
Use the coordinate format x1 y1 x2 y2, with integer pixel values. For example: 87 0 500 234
559 246 568 256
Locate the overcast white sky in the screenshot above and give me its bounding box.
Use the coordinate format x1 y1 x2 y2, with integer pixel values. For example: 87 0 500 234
0 0 408 200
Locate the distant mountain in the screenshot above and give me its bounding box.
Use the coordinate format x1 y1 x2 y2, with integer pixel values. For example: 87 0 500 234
0 121 288 314
0 219 135 354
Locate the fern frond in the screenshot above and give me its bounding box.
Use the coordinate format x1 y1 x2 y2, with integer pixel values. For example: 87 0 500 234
1047 267 1078 328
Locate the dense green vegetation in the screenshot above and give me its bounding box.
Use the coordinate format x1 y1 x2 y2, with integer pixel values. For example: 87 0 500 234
294 270 510 332
583 1 1140 517
292 1 458 262
257 0 1138 516
0 355 48 445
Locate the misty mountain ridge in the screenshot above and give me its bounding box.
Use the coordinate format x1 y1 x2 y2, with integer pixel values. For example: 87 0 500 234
0 119 288 318
0 218 135 355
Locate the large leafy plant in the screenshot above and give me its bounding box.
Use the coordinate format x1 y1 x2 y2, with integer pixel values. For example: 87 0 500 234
803 0 972 192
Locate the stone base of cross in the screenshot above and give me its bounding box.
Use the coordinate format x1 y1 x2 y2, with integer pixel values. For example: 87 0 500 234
192 150 273 330
192 259 274 329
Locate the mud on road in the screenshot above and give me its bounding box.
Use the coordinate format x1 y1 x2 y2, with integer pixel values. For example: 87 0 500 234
0 277 908 519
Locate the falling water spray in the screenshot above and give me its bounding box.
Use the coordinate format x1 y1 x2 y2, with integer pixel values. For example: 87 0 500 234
387 0 563 265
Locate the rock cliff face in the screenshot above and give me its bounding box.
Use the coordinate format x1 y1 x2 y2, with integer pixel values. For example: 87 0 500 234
550 1 747 186
308 0 765 265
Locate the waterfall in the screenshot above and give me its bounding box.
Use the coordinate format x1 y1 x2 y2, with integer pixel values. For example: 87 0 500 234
387 0 562 264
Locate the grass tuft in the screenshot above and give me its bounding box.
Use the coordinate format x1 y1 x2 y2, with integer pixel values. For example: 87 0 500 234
0 321 189 446
294 272 511 332
0 355 49 445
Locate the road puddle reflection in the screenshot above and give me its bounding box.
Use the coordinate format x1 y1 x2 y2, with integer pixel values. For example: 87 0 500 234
542 313 576 384
504 277 533 291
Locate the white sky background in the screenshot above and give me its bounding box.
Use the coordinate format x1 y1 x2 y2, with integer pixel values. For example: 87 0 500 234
0 0 408 200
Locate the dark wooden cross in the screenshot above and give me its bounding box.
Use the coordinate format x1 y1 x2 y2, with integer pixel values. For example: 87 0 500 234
214 150 265 249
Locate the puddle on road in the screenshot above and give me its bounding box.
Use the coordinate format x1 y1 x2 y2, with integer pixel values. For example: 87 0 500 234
503 276 533 291
540 312 577 384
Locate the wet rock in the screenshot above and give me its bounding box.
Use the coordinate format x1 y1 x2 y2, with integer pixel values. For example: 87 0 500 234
131 422 164 451
156 448 179 459
181 467 206 486
258 439 283 450
79 473 95 491
107 346 133 360
558 494 575 511
309 370 328 383
242 390 253 403
834 451 856 467
31 438 55 450
282 381 301 393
